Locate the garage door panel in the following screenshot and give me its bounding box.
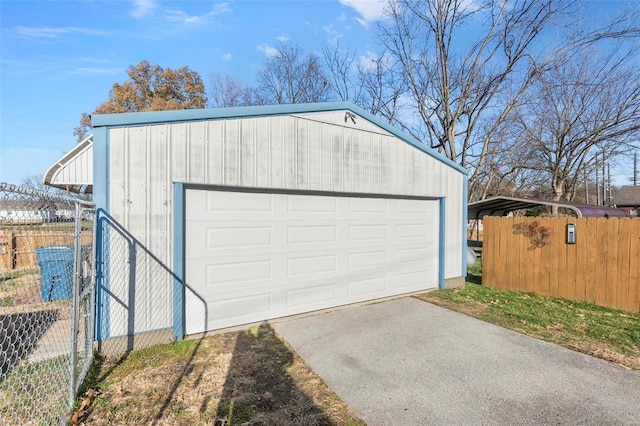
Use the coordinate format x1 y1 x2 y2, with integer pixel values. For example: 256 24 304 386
287 225 338 245
396 270 431 290
286 254 338 277
348 224 389 241
396 247 430 264
205 190 274 212
287 195 338 212
285 283 338 310
348 197 389 213
347 277 388 298
185 189 439 334
347 250 388 270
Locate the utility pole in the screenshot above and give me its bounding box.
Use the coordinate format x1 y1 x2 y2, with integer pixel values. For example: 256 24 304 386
596 152 601 205
584 169 589 204
602 151 607 205
607 163 612 206
634 152 638 186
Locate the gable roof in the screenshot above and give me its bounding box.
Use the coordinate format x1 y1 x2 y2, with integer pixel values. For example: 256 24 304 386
91 101 467 175
468 196 629 219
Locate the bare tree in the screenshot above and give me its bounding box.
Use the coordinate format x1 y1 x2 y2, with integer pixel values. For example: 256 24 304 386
256 43 331 104
321 43 404 123
209 73 248 108
510 47 640 202
377 0 640 199
380 0 561 165
321 42 364 103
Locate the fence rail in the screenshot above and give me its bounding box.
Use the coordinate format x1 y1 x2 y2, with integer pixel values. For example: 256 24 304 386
0 183 95 425
483 216 640 313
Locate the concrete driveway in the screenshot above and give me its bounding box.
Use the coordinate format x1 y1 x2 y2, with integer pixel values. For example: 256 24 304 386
272 297 640 425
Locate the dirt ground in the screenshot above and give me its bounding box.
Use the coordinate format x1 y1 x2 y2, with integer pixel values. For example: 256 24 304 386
74 323 364 425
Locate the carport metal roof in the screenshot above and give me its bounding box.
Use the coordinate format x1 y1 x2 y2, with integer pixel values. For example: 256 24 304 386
43 135 93 194
468 196 628 219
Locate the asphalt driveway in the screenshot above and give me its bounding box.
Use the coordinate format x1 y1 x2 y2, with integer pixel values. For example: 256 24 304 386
273 297 640 425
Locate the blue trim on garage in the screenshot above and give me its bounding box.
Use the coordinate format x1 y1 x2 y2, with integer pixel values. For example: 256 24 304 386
93 127 110 340
91 102 467 176
439 197 446 289
173 183 185 341
462 177 469 277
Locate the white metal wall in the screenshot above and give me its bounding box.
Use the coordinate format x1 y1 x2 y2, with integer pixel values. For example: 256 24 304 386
105 111 465 335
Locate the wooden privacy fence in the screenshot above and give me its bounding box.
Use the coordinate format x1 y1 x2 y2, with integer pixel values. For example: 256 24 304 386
0 229 92 272
483 216 640 313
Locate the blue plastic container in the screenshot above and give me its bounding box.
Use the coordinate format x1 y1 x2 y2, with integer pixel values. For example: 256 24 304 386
37 246 74 301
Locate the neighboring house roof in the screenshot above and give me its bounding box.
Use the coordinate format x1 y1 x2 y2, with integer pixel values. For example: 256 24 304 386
611 186 640 206
468 196 629 219
43 134 93 194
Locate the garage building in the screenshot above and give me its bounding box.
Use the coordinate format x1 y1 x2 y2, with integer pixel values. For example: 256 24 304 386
47 102 468 345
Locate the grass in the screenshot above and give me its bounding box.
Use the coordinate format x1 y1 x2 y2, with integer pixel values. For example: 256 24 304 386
73 324 365 425
416 261 640 370
0 355 70 425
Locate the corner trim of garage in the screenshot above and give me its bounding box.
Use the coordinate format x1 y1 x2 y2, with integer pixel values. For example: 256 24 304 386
439 197 446 289
93 126 110 341
173 182 185 341
462 178 468 278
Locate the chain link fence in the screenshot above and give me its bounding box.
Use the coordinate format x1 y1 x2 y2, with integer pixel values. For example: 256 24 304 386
94 211 175 356
0 183 95 425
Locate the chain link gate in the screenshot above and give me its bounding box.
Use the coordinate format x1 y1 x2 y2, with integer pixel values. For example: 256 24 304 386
0 183 95 425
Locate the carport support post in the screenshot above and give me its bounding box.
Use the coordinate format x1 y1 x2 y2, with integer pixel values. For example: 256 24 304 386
173 183 185 341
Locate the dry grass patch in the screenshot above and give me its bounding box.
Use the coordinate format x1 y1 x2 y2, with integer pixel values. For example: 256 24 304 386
75 323 364 425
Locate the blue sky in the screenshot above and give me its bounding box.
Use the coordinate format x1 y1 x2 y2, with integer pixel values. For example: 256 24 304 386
0 0 637 187
0 0 386 185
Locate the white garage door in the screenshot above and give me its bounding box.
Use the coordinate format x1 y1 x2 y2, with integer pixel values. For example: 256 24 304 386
184 188 439 334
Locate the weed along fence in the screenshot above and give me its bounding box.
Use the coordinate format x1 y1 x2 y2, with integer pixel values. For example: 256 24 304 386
483 216 640 313
0 183 95 425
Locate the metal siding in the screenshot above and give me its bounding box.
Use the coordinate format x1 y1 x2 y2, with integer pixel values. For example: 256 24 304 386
283 117 297 189
106 111 466 335
291 111 393 136
296 119 309 189
255 118 271 188
206 120 224 184
55 146 92 184
188 121 207 184
270 116 284 188
240 117 255 187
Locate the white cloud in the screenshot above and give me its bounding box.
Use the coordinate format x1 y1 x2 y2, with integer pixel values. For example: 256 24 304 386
276 34 290 42
221 53 233 61
70 67 122 75
358 51 380 71
339 0 387 21
131 0 158 18
165 9 204 24
16 26 105 39
257 44 278 58
355 17 369 28
338 12 347 22
164 2 231 25
323 24 343 43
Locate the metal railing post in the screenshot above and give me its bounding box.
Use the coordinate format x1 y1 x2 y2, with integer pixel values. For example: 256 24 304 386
69 202 82 409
